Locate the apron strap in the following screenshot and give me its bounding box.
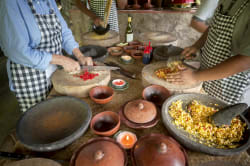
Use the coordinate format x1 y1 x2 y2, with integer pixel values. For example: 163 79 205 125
27 0 54 15
233 0 249 19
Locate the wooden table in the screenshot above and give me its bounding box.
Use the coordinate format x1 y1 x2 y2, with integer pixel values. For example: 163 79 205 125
1 55 250 166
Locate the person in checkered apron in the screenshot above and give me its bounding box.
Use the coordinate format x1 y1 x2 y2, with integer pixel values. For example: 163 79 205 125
167 0 250 106
0 0 93 112
75 0 119 32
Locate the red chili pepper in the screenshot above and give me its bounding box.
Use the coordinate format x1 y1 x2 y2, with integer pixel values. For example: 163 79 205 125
77 69 99 81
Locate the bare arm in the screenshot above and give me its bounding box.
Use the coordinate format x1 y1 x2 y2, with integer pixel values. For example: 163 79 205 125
195 55 250 81
190 19 208 33
75 0 98 21
182 28 209 57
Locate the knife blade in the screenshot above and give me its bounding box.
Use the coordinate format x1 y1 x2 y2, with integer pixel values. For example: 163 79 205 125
104 62 137 79
68 65 120 75
80 65 120 71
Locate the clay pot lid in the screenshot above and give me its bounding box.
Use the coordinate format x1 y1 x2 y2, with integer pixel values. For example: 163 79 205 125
131 133 187 166
71 137 127 166
124 99 157 123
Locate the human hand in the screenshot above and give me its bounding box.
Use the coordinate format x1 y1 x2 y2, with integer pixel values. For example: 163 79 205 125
94 17 104 27
181 45 199 59
61 56 81 72
77 56 93 66
166 65 200 85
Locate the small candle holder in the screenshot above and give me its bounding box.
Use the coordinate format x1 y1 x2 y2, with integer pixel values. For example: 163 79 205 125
114 130 137 149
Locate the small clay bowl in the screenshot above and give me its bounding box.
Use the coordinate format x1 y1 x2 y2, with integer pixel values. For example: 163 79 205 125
142 85 171 106
108 47 123 56
111 79 127 89
120 55 133 64
89 86 114 104
90 111 120 136
131 50 143 59
123 45 137 54
137 45 146 51
128 41 142 46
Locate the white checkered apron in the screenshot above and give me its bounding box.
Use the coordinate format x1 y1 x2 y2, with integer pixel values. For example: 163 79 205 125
10 0 62 112
88 0 119 32
201 0 250 104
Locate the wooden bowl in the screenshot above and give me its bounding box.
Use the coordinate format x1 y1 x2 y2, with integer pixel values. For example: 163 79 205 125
131 50 144 59
90 111 120 136
142 85 171 106
108 47 123 56
89 86 114 104
123 45 137 54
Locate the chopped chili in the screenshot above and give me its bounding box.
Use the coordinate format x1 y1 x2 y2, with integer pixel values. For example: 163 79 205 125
75 69 99 81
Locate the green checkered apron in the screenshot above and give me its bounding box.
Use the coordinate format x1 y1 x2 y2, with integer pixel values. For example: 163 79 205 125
201 0 250 104
87 0 119 32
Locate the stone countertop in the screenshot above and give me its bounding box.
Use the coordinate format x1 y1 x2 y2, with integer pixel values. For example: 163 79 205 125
1 55 250 166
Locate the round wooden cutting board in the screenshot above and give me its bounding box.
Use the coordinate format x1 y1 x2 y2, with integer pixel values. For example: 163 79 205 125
138 31 178 47
51 69 111 98
142 61 202 93
82 30 120 47
5 158 61 166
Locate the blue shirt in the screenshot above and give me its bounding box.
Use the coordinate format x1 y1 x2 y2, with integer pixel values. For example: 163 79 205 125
0 0 79 90
0 0 79 69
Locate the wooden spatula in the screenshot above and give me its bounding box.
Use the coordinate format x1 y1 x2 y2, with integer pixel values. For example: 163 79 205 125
103 0 113 28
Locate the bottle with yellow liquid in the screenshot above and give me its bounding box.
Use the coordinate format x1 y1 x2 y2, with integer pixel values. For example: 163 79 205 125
126 16 133 43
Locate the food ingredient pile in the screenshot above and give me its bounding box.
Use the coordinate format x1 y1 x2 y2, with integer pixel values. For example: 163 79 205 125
74 70 99 81
155 61 183 80
168 100 246 149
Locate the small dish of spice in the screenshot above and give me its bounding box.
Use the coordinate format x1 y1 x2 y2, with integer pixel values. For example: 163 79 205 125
108 47 123 56
111 79 127 89
120 55 134 64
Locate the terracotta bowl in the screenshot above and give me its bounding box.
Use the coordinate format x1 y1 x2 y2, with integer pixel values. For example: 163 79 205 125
142 85 171 106
128 41 142 46
90 111 120 136
137 45 146 51
108 47 123 56
131 50 143 59
123 45 137 54
89 86 114 104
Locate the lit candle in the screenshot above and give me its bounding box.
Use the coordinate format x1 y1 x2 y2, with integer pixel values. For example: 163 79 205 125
115 131 137 149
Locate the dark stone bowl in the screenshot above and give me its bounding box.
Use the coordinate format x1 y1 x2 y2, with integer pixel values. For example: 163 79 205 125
161 93 250 156
79 45 108 62
16 96 92 152
92 24 110 35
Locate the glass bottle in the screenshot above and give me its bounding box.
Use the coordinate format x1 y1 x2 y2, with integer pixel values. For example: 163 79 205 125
125 16 133 43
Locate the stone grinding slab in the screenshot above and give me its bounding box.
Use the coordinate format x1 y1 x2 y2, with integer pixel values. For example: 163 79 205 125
142 61 202 93
138 31 178 46
51 69 110 98
82 31 120 47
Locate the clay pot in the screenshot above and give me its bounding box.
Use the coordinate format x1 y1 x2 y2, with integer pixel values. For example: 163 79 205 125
117 0 128 10
123 45 137 54
128 41 142 46
142 85 171 106
131 133 188 166
70 137 127 166
90 111 120 136
131 50 143 59
107 47 123 56
124 99 157 123
89 86 114 104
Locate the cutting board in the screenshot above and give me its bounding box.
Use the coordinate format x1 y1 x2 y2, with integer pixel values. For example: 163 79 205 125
138 31 178 47
142 61 202 93
82 30 120 47
5 158 61 166
51 69 111 98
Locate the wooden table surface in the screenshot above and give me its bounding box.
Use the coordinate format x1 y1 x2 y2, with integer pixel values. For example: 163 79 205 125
1 55 250 166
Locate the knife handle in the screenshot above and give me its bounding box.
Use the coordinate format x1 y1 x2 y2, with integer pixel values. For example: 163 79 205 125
0 151 28 160
119 69 136 79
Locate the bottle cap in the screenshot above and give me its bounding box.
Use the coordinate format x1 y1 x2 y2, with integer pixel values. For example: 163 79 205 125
128 17 132 22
